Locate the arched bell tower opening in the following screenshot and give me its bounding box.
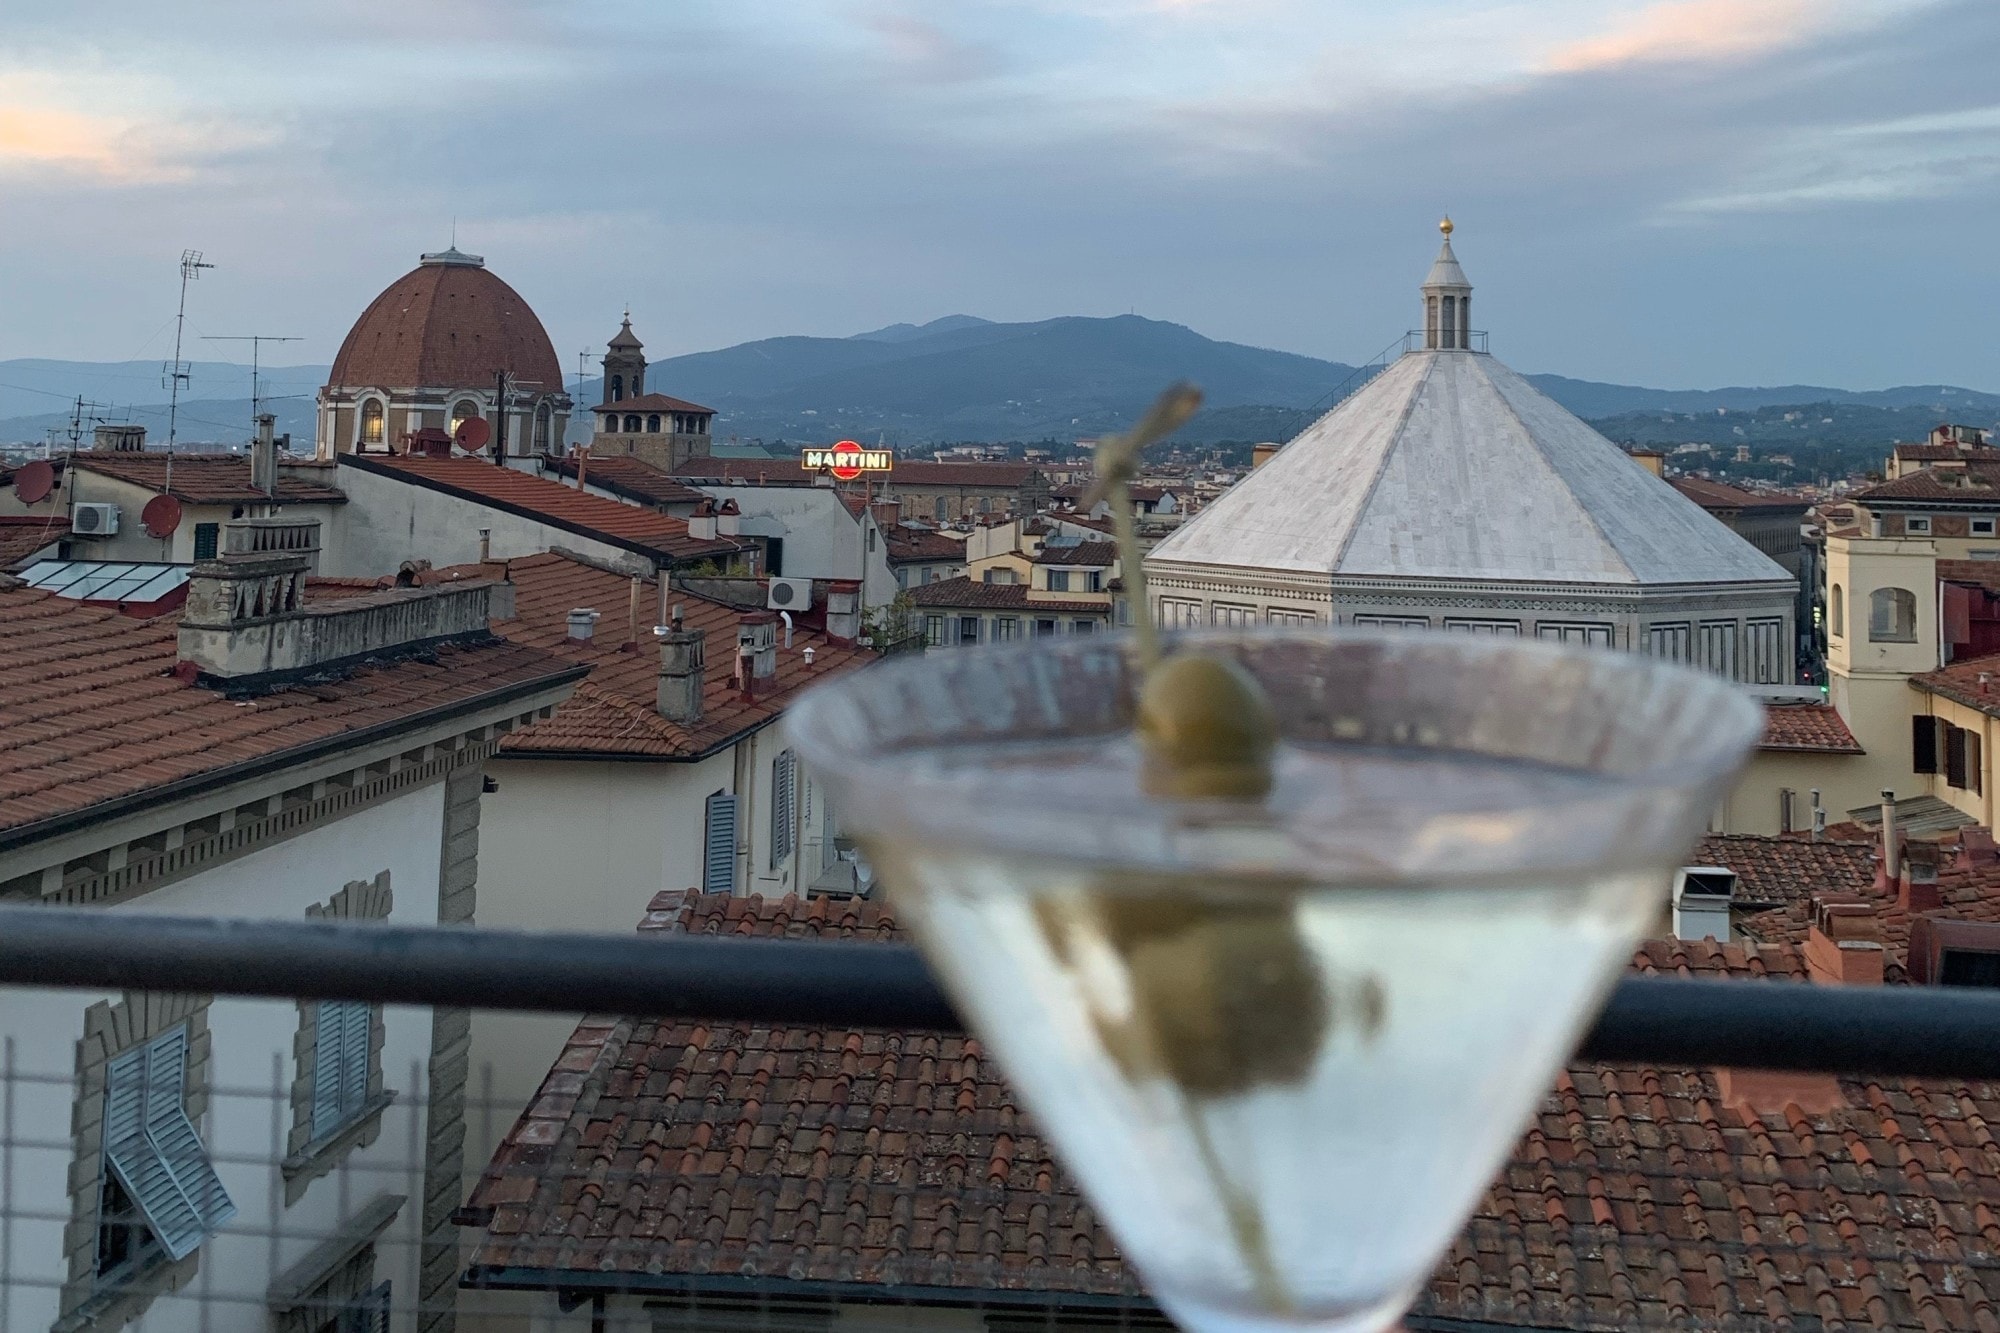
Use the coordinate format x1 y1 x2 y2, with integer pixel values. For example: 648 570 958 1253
1421 217 1473 351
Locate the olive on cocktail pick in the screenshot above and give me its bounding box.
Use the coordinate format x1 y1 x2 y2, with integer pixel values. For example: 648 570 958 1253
1135 651 1277 801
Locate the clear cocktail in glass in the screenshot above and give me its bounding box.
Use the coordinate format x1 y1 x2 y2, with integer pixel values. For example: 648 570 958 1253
788 628 1761 1333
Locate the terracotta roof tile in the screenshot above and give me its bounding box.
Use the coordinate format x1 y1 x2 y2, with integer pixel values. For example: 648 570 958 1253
1030 541 1117 567
1913 651 2000 721
672 458 1045 490
904 576 1108 614
1762 703 1865 753
0 583 581 842
468 892 2000 1330
1893 443 2000 463
1694 833 1879 907
475 551 871 759
1851 468 2000 505
1670 477 1807 511
0 516 69 568
338 455 746 564
883 530 965 563
326 256 565 394
549 454 707 507
71 455 346 506
594 392 716 415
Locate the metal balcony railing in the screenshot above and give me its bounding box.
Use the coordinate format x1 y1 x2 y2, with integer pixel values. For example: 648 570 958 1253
2 903 1999 1079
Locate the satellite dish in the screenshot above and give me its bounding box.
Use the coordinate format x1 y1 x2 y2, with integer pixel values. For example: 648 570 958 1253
453 417 491 451
13 460 54 505
141 494 184 539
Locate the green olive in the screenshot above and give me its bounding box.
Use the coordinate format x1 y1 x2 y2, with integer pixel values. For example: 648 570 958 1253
1135 652 1278 800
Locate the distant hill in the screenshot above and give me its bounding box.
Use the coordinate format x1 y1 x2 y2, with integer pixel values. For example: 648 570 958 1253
5 323 1996 450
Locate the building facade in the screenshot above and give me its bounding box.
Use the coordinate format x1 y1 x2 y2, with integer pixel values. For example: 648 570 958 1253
587 317 718 471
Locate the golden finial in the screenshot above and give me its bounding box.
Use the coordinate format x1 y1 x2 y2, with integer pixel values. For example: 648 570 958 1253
1439 215 1454 236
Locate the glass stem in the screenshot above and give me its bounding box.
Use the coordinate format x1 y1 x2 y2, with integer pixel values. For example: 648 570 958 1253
1189 1098 1293 1314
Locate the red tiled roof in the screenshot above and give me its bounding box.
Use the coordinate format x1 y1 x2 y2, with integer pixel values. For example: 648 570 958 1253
327 256 565 395
883 529 965 563
1941 560 2000 595
468 891 2000 1330
476 551 871 758
1913 651 2000 721
0 583 582 843
1031 541 1117 567
0 515 69 568
671 458 1044 490
1762 703 1864 753
904 576 1108 614
1694 833 1878 907
1670 477 1807 511
549 454 707 507
595 392 716 416
668 456 814 486
71 455 347 506
339 455 745 564
1893 443 2000 463
1850 468 2000 505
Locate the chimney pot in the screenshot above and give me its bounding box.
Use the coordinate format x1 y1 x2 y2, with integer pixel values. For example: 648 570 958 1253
1900 840 1944 913
478 528 492 563
251 413 278 497
1880 789 1900 884
1805 896 1885 986
656 624 706 723
567 608 600 642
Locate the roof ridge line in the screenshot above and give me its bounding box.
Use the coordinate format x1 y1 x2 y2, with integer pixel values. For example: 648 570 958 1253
1325 351 1438 575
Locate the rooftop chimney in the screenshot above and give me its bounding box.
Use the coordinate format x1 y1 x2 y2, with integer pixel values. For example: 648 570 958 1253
689 501 718 542
1805 897 1885 986
738 611 779 679
1251 443 1280 470
1879 789 1901 885
1899 839 1943 913
716 498 742 537
1671 867 1735 942
252 413 278 497
655 619 706 724
1961 827 1999 866
567 608 600 642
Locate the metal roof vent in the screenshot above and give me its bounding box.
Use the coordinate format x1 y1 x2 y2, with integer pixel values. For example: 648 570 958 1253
1672 867 1736 943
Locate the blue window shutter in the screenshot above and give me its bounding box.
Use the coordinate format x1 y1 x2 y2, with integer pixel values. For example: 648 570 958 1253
704 792 738 894
771 752 795 868
312 1002 348 1139
104 1026 236 1263
341 1001 371 1116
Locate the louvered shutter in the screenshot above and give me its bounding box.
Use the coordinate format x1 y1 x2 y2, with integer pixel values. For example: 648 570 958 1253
104 1027 236 1262
1914 716 1939 774
771 751 795 868
704 792 738 894
341 1281 392 1333
341 1000 372 1115
312 1001 348 1139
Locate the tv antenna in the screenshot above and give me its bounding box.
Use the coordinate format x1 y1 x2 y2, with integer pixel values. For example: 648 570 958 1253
204 334 301 441
163 249 215 490
64 396 117 451
577 349 595 443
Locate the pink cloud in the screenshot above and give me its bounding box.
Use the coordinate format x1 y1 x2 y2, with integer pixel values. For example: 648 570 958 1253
1544 0 1814 72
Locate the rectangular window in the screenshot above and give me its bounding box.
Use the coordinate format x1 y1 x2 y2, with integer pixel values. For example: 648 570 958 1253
1047 570 1071 592
1034 618 1058 637
703 791 738 893
1645 623 1691 660
1974 731 1985 795
101 1027 235 1266
310 999 372 1142
1072 619 1095 634
1088 570 1103 593
1159 598 1202 628
1746 618 1785 685
1947 726 1969 790
770 751 795 868
1698 621 1738 677
1210 604 1257 627
923 614 944 646
1536 622 1614 646
1914 715 1940 774
993 617 1019 640
1442 618 1522 636
192 523 219 561
1976 518 1998 536
1907 516 1933 534
958 615 981 645
1352 615 1431 630
1267 609 1316 627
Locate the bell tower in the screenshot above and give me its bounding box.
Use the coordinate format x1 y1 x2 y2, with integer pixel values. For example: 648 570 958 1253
1420 217 1473 351
601 312 646 404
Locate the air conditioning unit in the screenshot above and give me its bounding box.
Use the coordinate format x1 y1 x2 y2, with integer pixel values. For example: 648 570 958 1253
71 502 120 537
767 577 814 611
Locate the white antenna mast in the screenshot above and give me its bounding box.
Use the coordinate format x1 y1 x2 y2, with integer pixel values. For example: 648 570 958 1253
204 334 302 441
164 248 215 490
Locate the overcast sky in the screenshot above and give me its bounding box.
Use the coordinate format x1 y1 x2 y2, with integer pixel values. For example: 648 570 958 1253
1 0 1995 390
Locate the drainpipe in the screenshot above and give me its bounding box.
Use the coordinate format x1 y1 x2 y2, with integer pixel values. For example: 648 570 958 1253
1880 789 1900 884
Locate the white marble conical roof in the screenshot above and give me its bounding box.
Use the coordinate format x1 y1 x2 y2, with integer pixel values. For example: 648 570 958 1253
1149 349 1789 586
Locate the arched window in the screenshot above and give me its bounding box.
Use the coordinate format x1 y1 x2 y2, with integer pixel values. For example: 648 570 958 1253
935 497 949 522
1829 584 1844 638
647 414 662 433
624 414 642 433
610 375 624 403
534 403 552 451
601 414 617 435
1441 295 1458 349
449 400 480 436
1869 587 1917 642
358 399 385 449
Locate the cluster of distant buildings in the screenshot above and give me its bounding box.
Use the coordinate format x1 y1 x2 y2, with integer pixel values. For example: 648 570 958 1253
5 227 2000 1333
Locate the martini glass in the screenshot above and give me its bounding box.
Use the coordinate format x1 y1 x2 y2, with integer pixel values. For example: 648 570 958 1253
787 628 1761 1333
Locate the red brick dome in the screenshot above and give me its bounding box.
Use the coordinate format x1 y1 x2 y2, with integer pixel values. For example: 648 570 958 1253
326 249 566 396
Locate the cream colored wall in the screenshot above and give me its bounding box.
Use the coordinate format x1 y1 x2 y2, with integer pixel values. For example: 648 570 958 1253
1823 532 1937 803
1715 750 1873 835
1920 694 1996 826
